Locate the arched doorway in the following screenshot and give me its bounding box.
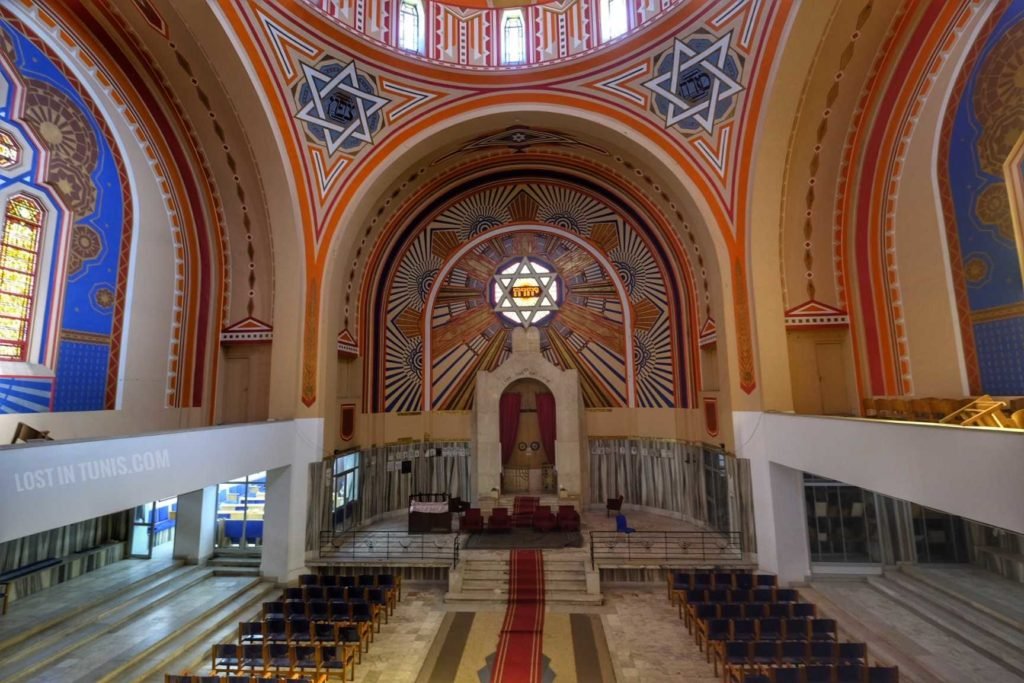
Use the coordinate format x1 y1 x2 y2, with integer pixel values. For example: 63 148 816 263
499 378 557 494
475 327 586 504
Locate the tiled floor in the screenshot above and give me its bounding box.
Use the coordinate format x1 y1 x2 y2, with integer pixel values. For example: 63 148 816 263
601 586 719 682
351 583 719 682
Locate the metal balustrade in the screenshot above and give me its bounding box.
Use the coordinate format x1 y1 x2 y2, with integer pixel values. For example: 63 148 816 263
319 530 460 567
589 530 744 569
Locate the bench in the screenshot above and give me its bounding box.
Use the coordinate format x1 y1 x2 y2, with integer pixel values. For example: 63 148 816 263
0 557 61 583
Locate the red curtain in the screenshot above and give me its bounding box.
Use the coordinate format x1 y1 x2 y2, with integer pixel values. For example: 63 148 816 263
536 392 556 466
499 392 521 466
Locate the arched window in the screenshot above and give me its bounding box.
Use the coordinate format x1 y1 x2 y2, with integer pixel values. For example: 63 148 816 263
502 11 525 65
601 0 628 41
0 131 19 169
0 194 44 360
399 0 422 53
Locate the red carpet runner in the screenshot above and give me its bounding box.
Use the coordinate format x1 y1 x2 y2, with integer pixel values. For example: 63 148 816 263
492 549 544 683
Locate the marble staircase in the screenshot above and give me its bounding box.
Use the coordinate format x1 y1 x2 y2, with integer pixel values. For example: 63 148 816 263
0 559 278 683
804 566 1024 683
445 548 602 606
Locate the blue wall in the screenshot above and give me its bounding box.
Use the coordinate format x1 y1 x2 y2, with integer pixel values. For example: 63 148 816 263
0 20 128 412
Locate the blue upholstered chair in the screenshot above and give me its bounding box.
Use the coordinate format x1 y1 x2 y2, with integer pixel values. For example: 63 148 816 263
615 514 635 534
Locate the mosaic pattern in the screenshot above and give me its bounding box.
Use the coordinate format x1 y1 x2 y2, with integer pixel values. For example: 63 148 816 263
942 1 1024 394
644 31 744 137
375 179 689 412
0 19 130 412
294 59 389 155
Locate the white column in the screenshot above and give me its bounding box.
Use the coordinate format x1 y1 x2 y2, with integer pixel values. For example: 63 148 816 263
172 486 216 564
734 411 811 585
260 419 323 582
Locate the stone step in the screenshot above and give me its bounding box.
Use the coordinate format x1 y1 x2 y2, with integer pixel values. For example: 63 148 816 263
0 566 215 680
799 584 941 683
868 574 1024 679
54 575 263 683
463 578 586 592
103 580 279 683
444 590 604 606
0 560 185 653
899 564 1024 631
208 556 261 567
212 566 262 577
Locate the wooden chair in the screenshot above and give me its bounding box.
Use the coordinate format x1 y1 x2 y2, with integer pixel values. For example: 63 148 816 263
606 494 624 517
909 398 933 421
940 395 1011 427
860 397 878 418
890 398 912 420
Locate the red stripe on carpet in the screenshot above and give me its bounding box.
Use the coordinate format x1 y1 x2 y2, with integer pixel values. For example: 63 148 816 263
492 549 544 683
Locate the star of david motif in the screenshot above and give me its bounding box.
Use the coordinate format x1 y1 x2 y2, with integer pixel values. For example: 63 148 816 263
295 61 389 155
643 32 743 135
492 257 561 327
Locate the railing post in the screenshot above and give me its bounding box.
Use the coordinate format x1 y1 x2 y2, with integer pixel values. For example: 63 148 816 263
386 531 391 561
589 532 595 570
626 533 632 561
664 531 669 564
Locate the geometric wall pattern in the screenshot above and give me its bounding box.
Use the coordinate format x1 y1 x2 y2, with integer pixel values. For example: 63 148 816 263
0 20 131 412
942 0 1024 394
370 178 691 412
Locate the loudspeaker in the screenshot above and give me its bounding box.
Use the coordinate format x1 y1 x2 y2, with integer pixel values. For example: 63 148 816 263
400 460 412 474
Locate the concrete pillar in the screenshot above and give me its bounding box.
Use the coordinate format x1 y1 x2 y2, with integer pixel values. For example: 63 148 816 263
173 486 216 564
734 411 811 585
260 419 323 582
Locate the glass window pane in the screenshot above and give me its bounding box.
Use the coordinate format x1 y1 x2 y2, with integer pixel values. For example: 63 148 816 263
0 131 19 168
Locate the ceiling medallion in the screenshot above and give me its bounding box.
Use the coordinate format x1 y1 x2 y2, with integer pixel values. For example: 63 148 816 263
491 257 561 327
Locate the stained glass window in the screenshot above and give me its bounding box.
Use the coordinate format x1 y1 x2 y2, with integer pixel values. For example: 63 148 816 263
0 131 19 169
0 195 43 360
492 257 560 326
601 0 628 41
399 0 421 53
502 11 525 65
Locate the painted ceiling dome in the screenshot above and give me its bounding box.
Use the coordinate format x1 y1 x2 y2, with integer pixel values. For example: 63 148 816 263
304 0 675 68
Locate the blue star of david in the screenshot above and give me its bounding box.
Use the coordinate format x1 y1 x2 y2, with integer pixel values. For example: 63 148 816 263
295 61 389 154
492 257 560 327
643 32 743 135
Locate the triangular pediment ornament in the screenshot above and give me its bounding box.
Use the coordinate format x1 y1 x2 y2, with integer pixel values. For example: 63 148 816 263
220 317 273 344
784 300 849 328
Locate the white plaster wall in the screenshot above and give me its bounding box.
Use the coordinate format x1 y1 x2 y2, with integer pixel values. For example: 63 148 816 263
0 418 323 544
0 6 211 442
735 411 1024 536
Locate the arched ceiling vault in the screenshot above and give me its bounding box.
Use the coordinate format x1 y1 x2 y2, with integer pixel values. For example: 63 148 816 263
345 137 711 414
214 0 797 409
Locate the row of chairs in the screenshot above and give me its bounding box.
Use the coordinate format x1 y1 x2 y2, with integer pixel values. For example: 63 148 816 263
713 640 866 677
739 665 899 683
239 615 371 653
297 573 400 601
668 570 778 603
282 585 396 616
686 602 817 630
698 618 838 655
210 642 352 680
166 676 318 683
265 596 386 629
666 569 898 683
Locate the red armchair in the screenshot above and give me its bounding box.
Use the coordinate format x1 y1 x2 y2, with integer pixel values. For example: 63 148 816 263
533 505 558 532
556 505 580 532
462 508 484 532
488 507 512 532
